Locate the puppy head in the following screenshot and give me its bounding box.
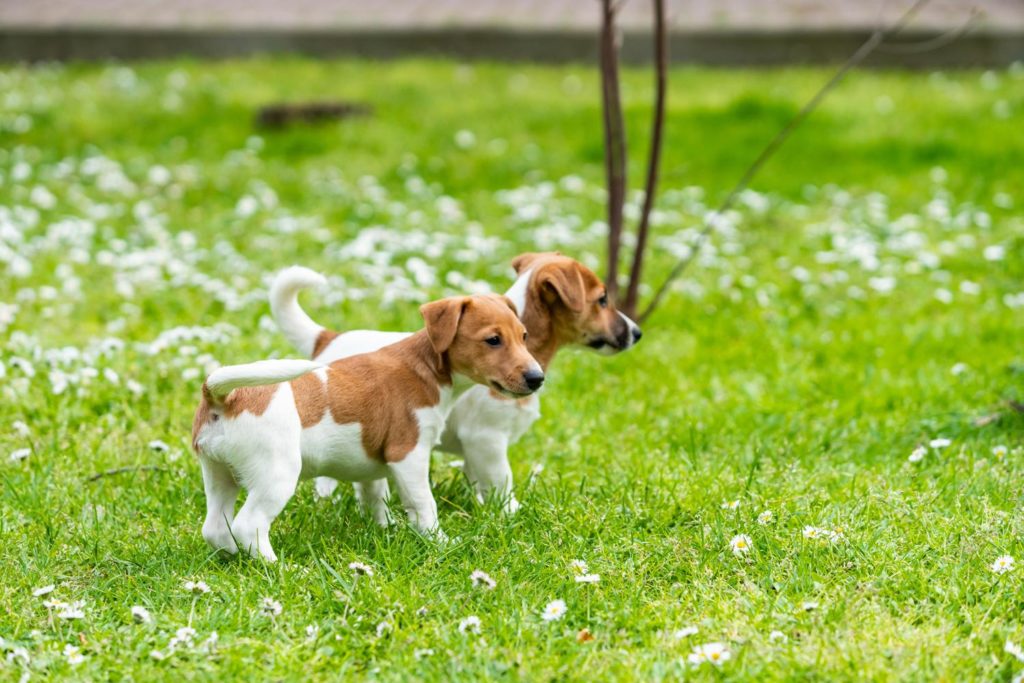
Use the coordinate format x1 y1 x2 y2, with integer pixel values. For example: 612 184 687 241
420 293 544 397
512 252 642 355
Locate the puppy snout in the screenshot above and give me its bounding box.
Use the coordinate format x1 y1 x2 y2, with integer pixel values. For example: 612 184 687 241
523 369 545 391
632 326 642 343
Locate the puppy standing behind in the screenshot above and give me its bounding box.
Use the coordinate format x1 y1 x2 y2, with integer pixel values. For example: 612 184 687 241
191 294 543 561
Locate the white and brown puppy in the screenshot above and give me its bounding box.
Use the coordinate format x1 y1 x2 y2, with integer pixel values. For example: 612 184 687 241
191 293 543 561
270 252 641 517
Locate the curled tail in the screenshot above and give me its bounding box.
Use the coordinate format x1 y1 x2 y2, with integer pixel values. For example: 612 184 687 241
269 266 329 357
204 359 322 402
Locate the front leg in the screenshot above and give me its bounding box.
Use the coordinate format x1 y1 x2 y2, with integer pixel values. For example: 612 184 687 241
461 430 519 514
387 446 445 540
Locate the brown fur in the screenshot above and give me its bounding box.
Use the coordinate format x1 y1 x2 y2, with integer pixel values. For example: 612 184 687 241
312 330 339 357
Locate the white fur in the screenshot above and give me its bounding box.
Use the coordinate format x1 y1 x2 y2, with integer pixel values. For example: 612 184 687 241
504 268 533 317
271 268 543 515
206 359 321 399
194 362 462 560
269 267 328 357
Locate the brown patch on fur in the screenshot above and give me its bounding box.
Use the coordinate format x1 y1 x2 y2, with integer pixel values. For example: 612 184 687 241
312 329 340 358
290 371 328 427
511 252 631 369
223 385 278 419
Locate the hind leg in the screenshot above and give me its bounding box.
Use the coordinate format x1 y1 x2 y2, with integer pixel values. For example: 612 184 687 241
354 479 392 527
229 451 301 562
199 456 241 554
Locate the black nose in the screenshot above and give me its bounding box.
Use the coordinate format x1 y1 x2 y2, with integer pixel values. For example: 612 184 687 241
632 327 642 343
523 370 545 391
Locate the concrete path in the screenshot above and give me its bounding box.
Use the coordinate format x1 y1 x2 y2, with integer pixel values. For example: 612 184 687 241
1 0 1021 65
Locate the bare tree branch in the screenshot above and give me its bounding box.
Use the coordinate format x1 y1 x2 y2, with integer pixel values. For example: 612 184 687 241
623 0 668 317
636 0 973 323
600 0 628 302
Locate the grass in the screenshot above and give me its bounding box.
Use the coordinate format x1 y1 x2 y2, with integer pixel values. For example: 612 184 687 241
1 57 1023 680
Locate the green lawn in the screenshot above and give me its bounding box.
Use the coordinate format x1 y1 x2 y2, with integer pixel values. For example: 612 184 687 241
1 58 1023 681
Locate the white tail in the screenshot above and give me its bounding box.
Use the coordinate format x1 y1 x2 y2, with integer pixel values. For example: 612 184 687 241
205 359 322 401
269 266 328 356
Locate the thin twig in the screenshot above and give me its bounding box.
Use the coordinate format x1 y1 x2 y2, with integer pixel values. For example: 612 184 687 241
623 0 668 317
878 9 981 53
636 0 966 323
86 465 166 482
601 0 627 301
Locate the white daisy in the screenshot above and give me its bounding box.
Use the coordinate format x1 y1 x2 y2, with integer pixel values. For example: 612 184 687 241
908 446 927 463
414 648 435 660
994 445 1009 460
260 597 283 617
802 526 822 540
768 630 788 643
348 561 374 577
32 585 55 597
375 621 392 637
1006 639 1024 662
10 448 30 462
63 644 85 666
688 642 731 667
130 605 152 624
721 500 740 510
458 615 482 634
12 420 30 437
149 650 166 661
541 599 567 622
801 601 820 612
570 559 588 575
729 534 753 556
305 624 319 640
183 580 210 594
575 573 601 584
57 601 85 620
470 569 496 589
148 440 170 452
757 510 774 525
992 555 1016 574
673 626 699 639
929 437 952 449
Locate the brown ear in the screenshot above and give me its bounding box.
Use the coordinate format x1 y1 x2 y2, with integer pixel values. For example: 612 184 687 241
537 263 585 313
499 294 519 315
420 297 468 354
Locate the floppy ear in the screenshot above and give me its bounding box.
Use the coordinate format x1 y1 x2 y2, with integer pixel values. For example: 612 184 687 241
499 294 519 316
420 297 468 354
536 263 585 313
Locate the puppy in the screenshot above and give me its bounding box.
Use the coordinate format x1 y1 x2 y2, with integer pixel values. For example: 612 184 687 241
270 252 641 516
191 294 543 561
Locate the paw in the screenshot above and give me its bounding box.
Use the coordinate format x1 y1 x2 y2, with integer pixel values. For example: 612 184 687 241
314 477 339 500
503 496 521 516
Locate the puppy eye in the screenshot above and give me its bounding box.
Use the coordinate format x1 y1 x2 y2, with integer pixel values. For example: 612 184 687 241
523 332 528 341
485 335 502 347
598 294 608 308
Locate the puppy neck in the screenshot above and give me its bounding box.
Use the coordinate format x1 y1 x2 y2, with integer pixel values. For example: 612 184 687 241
391 331 453 393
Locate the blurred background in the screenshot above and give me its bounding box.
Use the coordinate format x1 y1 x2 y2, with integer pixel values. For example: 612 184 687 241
1 0 1021 66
